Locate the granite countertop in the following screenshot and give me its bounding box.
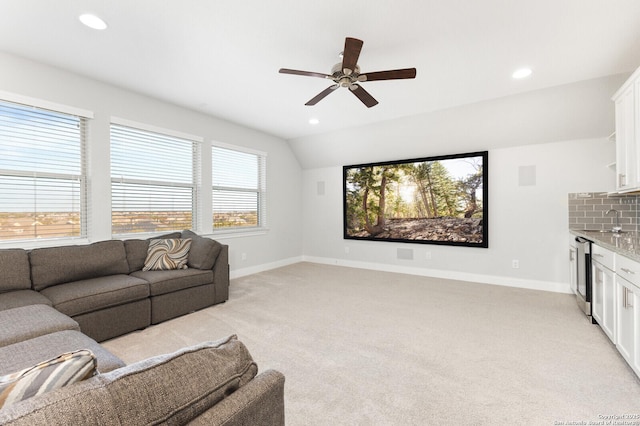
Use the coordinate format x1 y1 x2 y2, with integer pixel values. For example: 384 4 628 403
570 229 640 263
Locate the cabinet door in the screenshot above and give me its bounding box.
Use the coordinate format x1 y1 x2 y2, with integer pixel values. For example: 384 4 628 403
616 277 635 365
635 79 640 188
615 86 636 190
603 266 616 344
632 287 640 376
592 260 616 342
592 261 605 328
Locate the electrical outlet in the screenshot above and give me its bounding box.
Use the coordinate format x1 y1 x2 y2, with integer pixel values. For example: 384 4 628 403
241 253 247 261
425 252 432 260
344 246 350 254
512 259 519 269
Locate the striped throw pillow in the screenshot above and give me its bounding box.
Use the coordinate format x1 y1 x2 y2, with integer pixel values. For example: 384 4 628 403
0 349 97 408
143 238 192 271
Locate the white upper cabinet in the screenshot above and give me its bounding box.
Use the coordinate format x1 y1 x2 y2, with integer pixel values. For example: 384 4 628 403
615 85 636 190
613 67 640 192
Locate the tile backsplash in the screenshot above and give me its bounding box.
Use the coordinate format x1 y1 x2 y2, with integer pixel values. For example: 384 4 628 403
568 192 638 232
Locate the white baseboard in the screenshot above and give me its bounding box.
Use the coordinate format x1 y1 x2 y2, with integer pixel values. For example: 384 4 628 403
301 256 572 294
230 256 304 279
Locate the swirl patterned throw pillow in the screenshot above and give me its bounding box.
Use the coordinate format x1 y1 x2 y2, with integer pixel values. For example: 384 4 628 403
143 238 192 271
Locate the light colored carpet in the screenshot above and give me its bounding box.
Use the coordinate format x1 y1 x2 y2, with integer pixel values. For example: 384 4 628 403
103 262 640 425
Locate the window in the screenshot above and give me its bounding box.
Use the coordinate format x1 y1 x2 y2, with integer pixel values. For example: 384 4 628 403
212 145 266 230
0 99 87 241
110 122 198 235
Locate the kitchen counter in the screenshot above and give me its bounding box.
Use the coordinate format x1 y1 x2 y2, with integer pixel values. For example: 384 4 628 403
570 229 640 263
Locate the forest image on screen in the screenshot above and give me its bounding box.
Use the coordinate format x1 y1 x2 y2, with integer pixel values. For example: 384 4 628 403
343 151 487 247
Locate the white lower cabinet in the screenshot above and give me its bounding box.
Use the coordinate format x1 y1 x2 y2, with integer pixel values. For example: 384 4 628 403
603 269 617 342
615 278 636 369
614 254 640 377
591 245 616 342
585 242 640 378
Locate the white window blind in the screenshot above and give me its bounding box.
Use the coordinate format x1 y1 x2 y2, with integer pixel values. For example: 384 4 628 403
212 145 266 230
0 99 87 241
110 124 197 235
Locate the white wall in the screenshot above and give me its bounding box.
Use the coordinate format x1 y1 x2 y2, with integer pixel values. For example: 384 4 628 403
0 52 303 275
302 138 615 293
292 73 626 293
288 74 626 169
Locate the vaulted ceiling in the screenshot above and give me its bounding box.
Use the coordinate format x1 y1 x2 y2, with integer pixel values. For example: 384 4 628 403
1 1 640 141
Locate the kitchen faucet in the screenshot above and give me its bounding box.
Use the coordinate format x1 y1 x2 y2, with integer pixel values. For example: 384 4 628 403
606 209 622 232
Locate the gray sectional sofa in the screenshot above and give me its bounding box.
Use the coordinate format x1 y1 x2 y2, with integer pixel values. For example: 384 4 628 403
0 231 285 425
17 229 229 342
0 334 286 425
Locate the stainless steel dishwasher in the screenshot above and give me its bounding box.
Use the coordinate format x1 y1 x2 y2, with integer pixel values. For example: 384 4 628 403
574 236 593 318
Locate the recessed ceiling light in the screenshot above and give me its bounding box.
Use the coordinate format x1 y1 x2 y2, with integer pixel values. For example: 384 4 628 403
309 118 320 125
512 68 532 79
79 13 108 30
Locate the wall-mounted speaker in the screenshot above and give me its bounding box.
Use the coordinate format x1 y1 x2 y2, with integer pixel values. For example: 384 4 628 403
518 165 536 186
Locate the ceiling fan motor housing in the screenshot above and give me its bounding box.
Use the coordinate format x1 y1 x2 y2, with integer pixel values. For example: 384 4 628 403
332 63 361 87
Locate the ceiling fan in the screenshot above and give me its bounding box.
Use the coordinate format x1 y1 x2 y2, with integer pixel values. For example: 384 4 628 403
279 37 417 108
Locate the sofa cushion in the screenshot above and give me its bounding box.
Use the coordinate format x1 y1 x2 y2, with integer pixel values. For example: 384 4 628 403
182 229 222 270
0 330 125 376
124 232 184 273
40 275 150 317
131 268 213 296
0 304 79 347
143 238 192 271
124 239 150 273
0 290 52 311
30 240 130 291
0 349 96 409
0 249 31 293
0 335 257 425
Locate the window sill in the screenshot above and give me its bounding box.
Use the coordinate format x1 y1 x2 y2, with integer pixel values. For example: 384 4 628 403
0 237 90 250
1 227 269 250
205 227 269 240
112 231 188 240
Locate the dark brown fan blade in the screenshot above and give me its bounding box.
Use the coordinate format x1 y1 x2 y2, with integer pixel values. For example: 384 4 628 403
360 68 417 82
305 84 339 106
349 84 378 108
279 68 332 79
341 37 363 75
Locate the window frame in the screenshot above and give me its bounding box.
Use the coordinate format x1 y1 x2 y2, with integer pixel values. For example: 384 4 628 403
0 94 92 245
109 118 202 238
211 141 267 234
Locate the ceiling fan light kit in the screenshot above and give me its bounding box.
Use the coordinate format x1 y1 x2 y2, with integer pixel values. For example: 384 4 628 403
279 37 417 108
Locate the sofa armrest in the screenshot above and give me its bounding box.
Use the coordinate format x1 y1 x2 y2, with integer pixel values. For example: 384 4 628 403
188 369 285 426
213 244 229 303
